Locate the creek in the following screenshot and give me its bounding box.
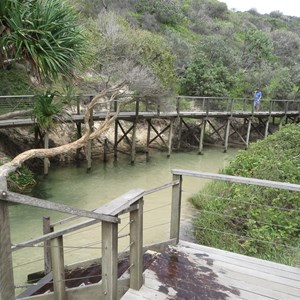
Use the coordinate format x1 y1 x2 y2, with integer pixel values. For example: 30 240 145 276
10 147 237 291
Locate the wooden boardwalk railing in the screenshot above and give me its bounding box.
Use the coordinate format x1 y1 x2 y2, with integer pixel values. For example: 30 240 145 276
0 95 299 174
0 169 299 299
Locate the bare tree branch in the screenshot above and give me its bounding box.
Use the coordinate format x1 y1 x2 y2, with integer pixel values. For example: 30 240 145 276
0 82 129 177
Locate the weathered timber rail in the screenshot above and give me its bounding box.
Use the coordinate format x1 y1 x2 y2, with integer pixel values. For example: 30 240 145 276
0 170 299 299
0 95 299 170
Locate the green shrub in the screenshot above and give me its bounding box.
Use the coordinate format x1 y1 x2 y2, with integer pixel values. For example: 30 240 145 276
135 0 184 26
190 124 300 266
8 166 36 193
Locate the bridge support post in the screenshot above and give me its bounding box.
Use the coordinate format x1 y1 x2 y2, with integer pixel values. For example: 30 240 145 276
131 121 137 164
265 117 270 138
130 197 144 290
177 118 182 150
76 99 82 161
170 174 182 243
86 99 94 171
103 137 109 163
75 122 82 161
246 118 252 149
86 140 92 170
167 119 174 157
0 177 15 300
224 118 231 153
102 221 118 300
199 118 207 155
146 120 151 162
114 120 118 160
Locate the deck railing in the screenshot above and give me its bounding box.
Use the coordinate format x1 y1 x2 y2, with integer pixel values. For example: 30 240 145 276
0 175 180 300
0 171 300 299
1 94 300 117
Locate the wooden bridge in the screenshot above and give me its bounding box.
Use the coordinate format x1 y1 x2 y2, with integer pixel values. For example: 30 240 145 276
0 95 299 170
0 170 299 299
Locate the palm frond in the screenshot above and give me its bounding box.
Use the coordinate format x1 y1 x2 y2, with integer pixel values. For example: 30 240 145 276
2 0 85 81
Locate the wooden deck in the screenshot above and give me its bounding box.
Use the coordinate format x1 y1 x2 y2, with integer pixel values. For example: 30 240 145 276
122 241 300 300
0 110 299 128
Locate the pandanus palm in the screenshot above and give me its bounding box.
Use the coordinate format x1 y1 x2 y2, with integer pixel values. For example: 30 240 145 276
0 0 84 82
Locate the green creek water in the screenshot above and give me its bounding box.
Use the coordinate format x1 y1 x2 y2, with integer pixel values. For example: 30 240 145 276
10 147 237 291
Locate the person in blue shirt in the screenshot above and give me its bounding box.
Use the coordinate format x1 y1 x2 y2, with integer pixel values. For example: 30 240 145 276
253 88 262 111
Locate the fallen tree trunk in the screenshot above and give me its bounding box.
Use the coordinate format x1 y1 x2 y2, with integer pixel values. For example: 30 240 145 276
0 82 128 177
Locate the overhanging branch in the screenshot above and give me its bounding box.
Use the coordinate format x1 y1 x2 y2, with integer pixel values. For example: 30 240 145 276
0 82 129 177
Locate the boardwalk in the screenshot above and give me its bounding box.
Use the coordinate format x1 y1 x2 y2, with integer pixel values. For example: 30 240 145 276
122 241 300 300
0 95 299 170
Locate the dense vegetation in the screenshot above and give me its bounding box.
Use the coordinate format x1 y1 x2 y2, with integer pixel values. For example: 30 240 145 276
190 124 300 266
2 0 300 100
73 0 300 99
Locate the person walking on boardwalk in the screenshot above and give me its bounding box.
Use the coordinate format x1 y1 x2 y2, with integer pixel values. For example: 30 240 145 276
253 88 262 111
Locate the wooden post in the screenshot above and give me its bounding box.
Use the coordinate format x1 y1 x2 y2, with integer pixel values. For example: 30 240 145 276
51 236 66 300
76 97 82 161
87 102 94 170
102 221 118 300
246 118 252 149
201 98 206 112
224 118 231 153
157 103 160 116
167 119 174 157
205 98 209 116
177 117 182 150
131 99 140 164
103 137 109 163
130 198 144 290
199 118 206 155
265 117 270 138
86 140 92 170
135 99 140 117
43 216 53 274
44 132 49 175
146 120 151 162
0 177 15 300
131 121 137 164
114 121 118 160
75 122 82 161
170 174 182 244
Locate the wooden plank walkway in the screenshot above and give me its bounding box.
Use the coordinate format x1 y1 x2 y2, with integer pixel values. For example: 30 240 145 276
0 110 299 128
122 241 300 300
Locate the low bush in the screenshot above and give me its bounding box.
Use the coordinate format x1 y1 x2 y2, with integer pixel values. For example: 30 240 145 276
190 124 300 266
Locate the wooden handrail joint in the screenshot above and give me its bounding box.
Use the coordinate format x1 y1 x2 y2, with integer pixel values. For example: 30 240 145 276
0 191 119 223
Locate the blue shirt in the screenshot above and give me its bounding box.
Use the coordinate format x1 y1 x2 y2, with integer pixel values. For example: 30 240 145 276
254 91 262 101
